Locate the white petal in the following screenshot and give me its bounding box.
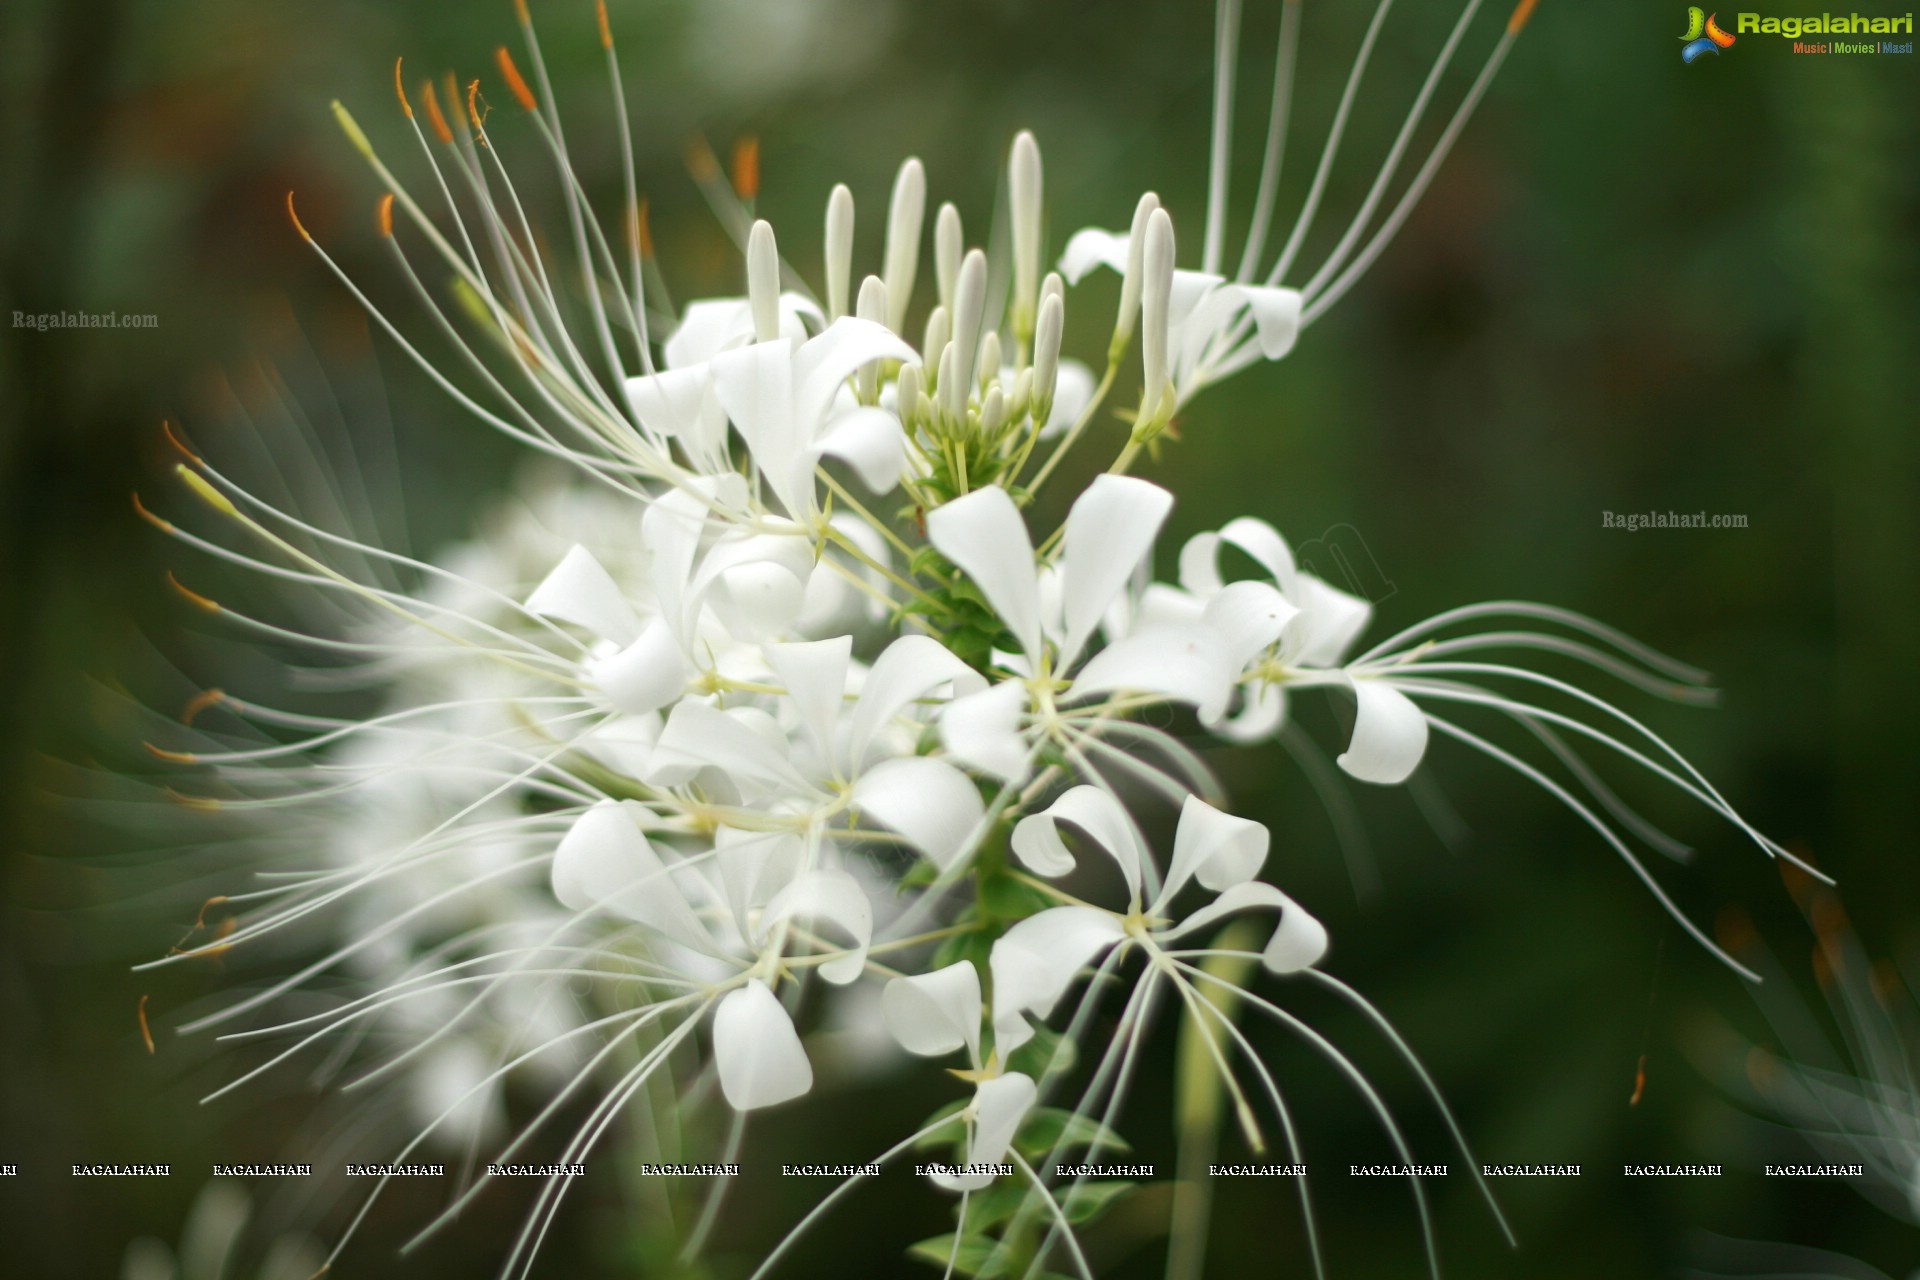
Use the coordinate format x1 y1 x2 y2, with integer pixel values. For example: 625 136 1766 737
1177 531 1226 597
1058 475 1174 669
932 1071 1037 1192
989 907 1125 1053
587 619 688 717
1215 681 1288 745
793 317 917 427
1336 678 1429 785
939 680 1033 783
551 802 712 950
663 298 755 369
1240 284 1303 360
1202 580 1299 670
854 757 986 870
713 826 804 940
623 363 709 439
647 701 807 794
766 637 852 763
814 405 909 493
1038 359 1096 440
848 634 983 765
524 545 640 645
713 979 813 1110
881 961 982 1060
1158 795 1269 908
710 340 809 518
1011 785 1145 900
708 560 809 640
1072 625 1234 723
1057 227 1129 284
1156 880 1328 973
762 869 872 985
927 486 1042 662
1288 574 1373 667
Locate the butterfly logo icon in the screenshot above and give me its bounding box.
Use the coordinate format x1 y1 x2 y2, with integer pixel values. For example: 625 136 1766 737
1680 7 1737 61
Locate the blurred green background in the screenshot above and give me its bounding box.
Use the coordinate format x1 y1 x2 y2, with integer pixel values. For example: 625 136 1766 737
3 0 1915 1275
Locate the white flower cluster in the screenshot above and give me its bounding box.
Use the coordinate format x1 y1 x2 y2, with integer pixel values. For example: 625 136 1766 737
136 2 1814 1276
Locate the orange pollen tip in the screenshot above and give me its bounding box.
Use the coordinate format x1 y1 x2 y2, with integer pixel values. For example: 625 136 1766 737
395 57 412 117
1508 0 1538 33
496 47 537 112
182 688 225 725
285 191 311 242
731 136 761 201
467 79 488 135
596 0 613 48
684 136 720 183
162 420 206 466
422 80 455 144
634 199 654 260
138 996 156 1054
376 193 395 238
167 572 221 614
514 0 530 24
165 787 223 813
131 492 172 532
195 896 230 928
144 742 198 764
1627 1054 1647 1107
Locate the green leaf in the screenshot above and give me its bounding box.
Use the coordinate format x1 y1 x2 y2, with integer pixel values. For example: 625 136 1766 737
1060 1180 1136 1224
977 872 1055 921
1014 1107 1131 1160
1004 1023 1078 1082
960 1184 1029 1234
906 1233 1007 1277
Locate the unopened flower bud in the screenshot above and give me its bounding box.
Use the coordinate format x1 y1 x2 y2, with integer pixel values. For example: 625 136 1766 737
883 157 926 334
1009 131 1043 339
1032 290 1063 419
935 202 963 313
896 362 923 424
825 184 854 322
923 306 951 391
1011 367 1034 420
856 275 888 401
1116 192 1161 348
947 249 987 421
1140 207 1175 421
937 341 961 427
748 219 780 343
980 384 1007 437
976 330 1002 397
1041 270 1064 314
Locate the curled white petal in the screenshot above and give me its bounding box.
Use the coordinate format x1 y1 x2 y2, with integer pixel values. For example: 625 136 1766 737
713 979 813 1111
1159 794 1270 907
848 635 983 765
1057 227 1130 285
1058 475 1174 668
551 802 712 951
854 757 986 870
927 487 1042 662
881 961 982 1060
989 906 1126 1054
761 869 872 985
1011 785 1145 899
932 1071 1038 1192
587 619 688 717
1072 624 1234 724
1336 678 1429 785
1156 880 1328 974
939 680 1033 783
525 545 640 646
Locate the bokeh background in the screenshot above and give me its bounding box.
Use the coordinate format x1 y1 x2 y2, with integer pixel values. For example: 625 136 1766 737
3 0 1915 1276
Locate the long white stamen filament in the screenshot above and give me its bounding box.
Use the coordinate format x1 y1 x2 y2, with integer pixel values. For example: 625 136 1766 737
1300 0 1485 302
1202 0 1243 277
1235 0 1304 283
1266 0 1397 287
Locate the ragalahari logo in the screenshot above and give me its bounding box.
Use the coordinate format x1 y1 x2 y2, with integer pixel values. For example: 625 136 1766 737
1680 7 1739 60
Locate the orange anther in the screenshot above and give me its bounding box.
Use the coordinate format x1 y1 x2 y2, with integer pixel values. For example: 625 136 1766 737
138 995 156 1054
1627 1054 1647 1107
421 79 455 145
496 46 537 113
731 136 761 201
1508 0 1539 34
181 688 225 725
144 742 197 764
596 0 613 49
286 191 311 242
167 572 221 614
131 492 172 533
395 57 412 117
376 193 395 238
